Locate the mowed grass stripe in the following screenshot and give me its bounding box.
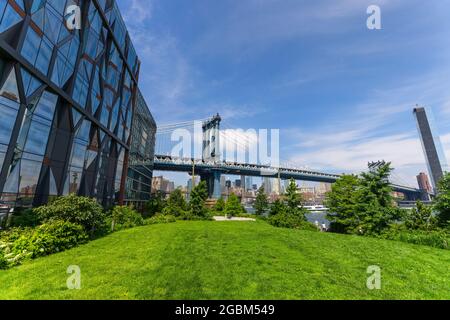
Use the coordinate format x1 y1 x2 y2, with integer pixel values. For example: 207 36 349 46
0 221 449 300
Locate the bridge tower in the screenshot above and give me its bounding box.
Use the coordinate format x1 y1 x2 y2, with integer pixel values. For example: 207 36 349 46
199 114 222 199
202 113 221 163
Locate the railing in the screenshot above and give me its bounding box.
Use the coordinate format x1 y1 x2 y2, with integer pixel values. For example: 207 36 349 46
154 155 341 179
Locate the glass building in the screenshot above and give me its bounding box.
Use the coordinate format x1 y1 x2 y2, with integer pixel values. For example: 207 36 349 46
414 107 448 191
0 0 155 208
125 89 156 210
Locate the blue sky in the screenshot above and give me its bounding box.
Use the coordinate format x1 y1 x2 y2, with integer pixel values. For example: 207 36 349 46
118 0 450 186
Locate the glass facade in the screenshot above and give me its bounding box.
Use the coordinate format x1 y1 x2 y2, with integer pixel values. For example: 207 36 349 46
0 0 155 208
125 89 156 210
414 107 448 191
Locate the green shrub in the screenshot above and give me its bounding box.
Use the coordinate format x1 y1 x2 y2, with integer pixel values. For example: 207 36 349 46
0 240 31 269
110 206 144 232
144 214 176 225
10 208 41 228
380 227 449 250
162 205 188 218
34 194 105 234
0 221 88 268
268 212 318 231
11 220 88 259
145 191 166 217
0 250 8 270
214 198 226 212
175 210 213 221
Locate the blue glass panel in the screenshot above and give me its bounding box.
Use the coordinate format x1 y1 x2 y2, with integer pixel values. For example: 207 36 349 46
0 4 22 34
34 91 57 121
0 144 6 172
19 157 43 194
21 28 41 65
0 98 19 145
35 37 53 75
24 119 52 155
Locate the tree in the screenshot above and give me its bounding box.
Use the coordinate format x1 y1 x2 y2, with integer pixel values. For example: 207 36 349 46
434 173 450 227
284 178 307 220
225 193 244 218
404 201 437 231
214 197 226 213
325 174 360 233
269 199 286 216
325 162 401 235
190 181 209 218
163 188 187 217
355 162 401 235
145 191 166 217
253 186 269 216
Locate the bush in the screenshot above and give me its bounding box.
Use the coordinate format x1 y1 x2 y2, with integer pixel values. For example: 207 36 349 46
34 194 105 234
403 201 438 231
380 227 449 250
144 214 176 225
145 191 166 217
175 210 213 221
10 208 41 228
268 212 318 231
0 250 8 270
109 206 144 232
214 198 226 213
11 220 88 259
0 221 88 268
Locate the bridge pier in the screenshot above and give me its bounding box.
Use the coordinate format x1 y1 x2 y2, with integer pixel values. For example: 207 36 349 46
201 170 222 199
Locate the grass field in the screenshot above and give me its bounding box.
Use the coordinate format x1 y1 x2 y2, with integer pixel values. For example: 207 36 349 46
1 220 449 300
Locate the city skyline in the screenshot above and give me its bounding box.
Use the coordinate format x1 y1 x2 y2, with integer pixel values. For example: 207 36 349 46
119 0 450 186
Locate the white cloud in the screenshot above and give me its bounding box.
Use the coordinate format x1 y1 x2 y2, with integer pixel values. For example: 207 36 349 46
123 0 153 24
282 66 450 186
289 133 425 185
441 133 450 167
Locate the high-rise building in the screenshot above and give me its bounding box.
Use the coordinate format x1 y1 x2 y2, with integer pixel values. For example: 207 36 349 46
417 172 432 194
263 177 272 195
0 0 155 208
414 107 448 191
245 177 252 191
152 176 174 194
220 175 226 193
125 90 156 209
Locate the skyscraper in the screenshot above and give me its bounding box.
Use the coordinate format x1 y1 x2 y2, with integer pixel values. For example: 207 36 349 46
414 107 448 191
263 177 272 195
416 172 433 201
245 177 252 191
417 172 433 194
0 0 155 208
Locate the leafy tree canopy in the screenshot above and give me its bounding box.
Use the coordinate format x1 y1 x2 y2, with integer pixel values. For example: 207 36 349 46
253 186 269 216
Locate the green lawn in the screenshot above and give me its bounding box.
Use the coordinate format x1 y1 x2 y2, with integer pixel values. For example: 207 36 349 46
1 220 449 300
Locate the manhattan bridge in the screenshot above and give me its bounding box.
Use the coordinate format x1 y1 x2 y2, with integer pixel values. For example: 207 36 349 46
150 114 424 202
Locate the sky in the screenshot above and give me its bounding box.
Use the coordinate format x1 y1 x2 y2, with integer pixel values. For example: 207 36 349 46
118 0 450 187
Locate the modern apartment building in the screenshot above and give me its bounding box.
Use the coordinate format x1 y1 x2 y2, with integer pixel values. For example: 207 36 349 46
0 0 155 208
414 107 448 191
